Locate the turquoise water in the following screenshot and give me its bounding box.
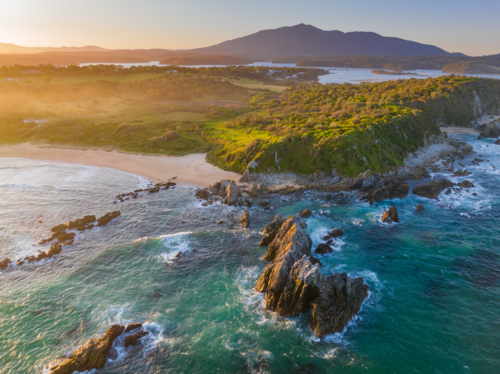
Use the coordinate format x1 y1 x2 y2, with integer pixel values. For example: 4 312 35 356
1 134 500 373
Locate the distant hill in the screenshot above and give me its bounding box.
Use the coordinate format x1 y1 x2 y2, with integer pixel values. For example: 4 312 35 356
0 43 108 54
190 24 457 59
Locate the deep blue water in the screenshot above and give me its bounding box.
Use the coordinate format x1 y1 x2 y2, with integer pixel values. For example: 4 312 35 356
1 134 499 374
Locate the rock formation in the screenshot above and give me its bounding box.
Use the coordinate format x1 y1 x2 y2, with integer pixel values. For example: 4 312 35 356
240 211 250 228
49 323 149 374
382 205 399 223
298 209 313 218
479 120 500 138
416 204 425 212
256 215 369 338
49 324 125 374
361 179 409 204
0 258 12 271
315 243 332 254
412 179 455 199
195 179 252 207
259 214 286 246
458 180 475 188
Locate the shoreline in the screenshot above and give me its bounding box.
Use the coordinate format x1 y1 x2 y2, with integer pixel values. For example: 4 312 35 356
0 143 241 187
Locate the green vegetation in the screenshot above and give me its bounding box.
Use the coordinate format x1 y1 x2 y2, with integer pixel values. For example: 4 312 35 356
1 65 499 176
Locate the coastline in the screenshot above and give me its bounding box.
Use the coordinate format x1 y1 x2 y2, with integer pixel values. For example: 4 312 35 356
0 143 241 187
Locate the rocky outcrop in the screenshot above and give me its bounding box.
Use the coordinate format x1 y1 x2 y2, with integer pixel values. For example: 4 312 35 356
195 179 252 207
479 120 500 138
262 215 311 262
298 209 312 218
0 258 12 271
453 169 471 177
412 179 454 199
382 205 399 223
361 179 409 204
260 214 286 246
97 211 121 227
240 211 250 228
256 215 369 338
416 204 425 212
49 323 149 374
495 139 500 145
115 182 176 203
49 324 125 374
310 273 369 338
458 180 475 188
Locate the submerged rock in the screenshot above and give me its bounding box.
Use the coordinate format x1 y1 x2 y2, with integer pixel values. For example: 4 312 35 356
412 179 454 199
49 324 125 374
260 214 286 246
382 205 399 223
240 211 250 228
255 215 369 338
97 211 121 227
328 228 344 238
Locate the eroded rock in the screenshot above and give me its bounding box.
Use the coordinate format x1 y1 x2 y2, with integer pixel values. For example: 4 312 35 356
260 214 286 246
361 180 409 204
412 179 454 199
382 205 399 223
240 211 250 229
299 209 312 218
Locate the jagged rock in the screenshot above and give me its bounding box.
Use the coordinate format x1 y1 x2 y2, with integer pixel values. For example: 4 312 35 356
124 330 148 348
416 204 425 212
260 214 286 246
310 273 369 338
195 189 210 200
453 169 471 177
299 209 313 218
412 179 455 199
458 180 475 188
249 183 259 197
47 243 62 257
49 324 125 374
124 323 142 333
382 205 399 223
315 243 332 254
255 216 368 338
0 258 12 271
262 215 311 262
240 211 250 228
97 211 121 227
224 181 241 206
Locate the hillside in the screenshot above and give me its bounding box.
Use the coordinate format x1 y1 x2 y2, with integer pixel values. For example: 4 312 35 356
190 24 454 59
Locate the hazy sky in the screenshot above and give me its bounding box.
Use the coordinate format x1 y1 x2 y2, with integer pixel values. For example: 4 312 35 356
1 0 499 56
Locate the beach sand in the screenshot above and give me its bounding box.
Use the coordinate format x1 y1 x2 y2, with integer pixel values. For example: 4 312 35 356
0 143 241 187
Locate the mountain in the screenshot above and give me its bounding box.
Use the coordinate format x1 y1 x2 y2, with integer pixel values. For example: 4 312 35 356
0 43 108 54
189 24 456 59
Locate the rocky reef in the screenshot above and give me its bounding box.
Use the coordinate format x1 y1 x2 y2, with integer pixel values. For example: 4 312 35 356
255 215 369 338
48 323 149 374
195 180 254 207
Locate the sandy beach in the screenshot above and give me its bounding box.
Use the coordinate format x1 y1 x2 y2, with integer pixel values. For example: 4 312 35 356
0 143 241 187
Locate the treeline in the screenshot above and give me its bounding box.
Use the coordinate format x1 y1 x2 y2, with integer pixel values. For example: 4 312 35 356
281 55 500 74
159 55 252 66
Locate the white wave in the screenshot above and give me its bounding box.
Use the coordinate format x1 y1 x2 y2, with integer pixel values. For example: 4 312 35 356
159 232 193 263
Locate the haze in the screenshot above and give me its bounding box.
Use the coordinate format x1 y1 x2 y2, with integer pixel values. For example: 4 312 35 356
1 0 499 56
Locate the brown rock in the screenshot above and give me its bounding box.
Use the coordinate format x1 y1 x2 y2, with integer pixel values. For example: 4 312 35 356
0 258 12 271
124 323 142 333
382 205 399 223
298 209 313 218
124 330 148 348
49 325 125 374
260 214 286 246
47 243 62 258
97 211 121 227
50 224 67 233
416 204 425 212
262 215 311 262
239 211 250 229
329 228 344 238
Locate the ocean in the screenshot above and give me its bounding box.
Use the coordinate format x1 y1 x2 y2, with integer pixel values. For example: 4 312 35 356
1 134 499 373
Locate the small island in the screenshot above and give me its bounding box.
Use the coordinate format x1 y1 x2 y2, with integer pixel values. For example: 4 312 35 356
371 69 423 76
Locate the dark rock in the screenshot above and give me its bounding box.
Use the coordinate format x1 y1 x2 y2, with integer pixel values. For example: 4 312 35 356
315 243 332 254
479 120 500 138
309 256 322 266
350 179 363 190
453 169 471 177
494 139 500 145
195 188 211 200
458 180 475 188
298 209 313 218
416 204 425 212
262 216 311 262
472 193 477 196
361 180 409 203
239 211 250 228
264 206 270 211
49 324 125 374
0 258 12 271
329 228 344 238
124 330 148 348
258 199 270 206
412 179 455 199
382 205 399 223
477 135 483 139
445 188 452 195
124 323 142 333
310 273 369 338
260 214 286 246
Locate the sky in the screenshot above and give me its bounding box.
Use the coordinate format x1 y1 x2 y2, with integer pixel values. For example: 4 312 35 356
1 0 499 56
